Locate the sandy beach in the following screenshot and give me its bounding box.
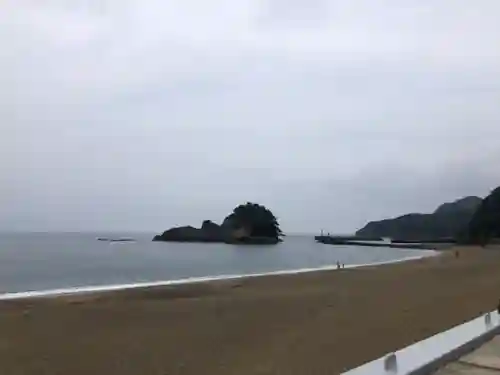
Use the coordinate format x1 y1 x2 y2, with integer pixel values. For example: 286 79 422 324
1 246 500 375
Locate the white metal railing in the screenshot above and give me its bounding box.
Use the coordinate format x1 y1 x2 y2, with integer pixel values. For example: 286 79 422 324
343 310 500 375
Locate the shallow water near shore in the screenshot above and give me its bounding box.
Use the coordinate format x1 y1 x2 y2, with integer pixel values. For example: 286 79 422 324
0 232 435 294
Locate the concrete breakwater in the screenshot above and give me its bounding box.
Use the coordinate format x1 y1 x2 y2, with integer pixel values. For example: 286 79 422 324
315 236 432 250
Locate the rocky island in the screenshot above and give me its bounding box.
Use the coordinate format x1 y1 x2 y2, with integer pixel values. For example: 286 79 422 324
153 202 283 245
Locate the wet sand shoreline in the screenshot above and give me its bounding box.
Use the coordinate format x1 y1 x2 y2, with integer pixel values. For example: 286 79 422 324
1 246 499 375
0 251 435 301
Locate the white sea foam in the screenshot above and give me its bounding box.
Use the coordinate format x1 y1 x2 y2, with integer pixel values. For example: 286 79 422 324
0 251 436 301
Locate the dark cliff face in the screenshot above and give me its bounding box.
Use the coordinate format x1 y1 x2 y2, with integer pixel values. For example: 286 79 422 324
433 196 482 216
461 187 500 245
356 196 482 240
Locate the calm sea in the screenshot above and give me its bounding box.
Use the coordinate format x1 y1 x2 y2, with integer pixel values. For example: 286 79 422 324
0 232 433 294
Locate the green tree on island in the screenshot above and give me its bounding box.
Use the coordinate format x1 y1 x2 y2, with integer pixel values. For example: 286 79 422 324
224 202 283 240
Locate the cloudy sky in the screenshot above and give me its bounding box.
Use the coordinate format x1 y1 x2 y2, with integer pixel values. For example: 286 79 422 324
1 0 499 233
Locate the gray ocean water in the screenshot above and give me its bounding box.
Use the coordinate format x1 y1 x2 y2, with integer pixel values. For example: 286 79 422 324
0 232 432 294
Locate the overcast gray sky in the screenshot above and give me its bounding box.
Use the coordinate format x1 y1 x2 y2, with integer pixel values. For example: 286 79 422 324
1 0 499 233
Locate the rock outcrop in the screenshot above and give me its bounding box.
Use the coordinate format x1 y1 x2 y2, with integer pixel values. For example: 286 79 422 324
153 202 283 245
152 225 223 243
356 196 482 240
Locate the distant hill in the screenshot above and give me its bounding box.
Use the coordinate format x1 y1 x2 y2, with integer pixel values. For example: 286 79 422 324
356 196 482 240
460 187 500 245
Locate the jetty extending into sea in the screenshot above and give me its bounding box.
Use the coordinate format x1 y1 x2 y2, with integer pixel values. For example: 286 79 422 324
315 234 457 250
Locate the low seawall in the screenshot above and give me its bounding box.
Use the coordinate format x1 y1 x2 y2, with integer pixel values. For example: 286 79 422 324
315 236 431 249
